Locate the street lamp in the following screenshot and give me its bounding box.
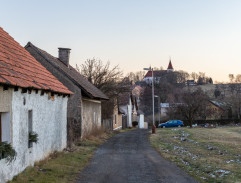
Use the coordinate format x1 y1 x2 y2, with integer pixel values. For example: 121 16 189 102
143 67 156 133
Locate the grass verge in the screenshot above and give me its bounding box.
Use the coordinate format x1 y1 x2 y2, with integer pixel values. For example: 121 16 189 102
150 127 241 183
9 130 117 183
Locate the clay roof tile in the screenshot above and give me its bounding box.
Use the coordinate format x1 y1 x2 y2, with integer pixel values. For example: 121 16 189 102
0 27 72 94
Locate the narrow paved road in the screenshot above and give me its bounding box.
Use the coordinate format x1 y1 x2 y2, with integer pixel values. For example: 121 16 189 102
76 129 198 183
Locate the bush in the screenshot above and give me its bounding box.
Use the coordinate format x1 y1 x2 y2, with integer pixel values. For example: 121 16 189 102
83 124 107 140
29 132 39 143
0 141 16 163
132 121 138 127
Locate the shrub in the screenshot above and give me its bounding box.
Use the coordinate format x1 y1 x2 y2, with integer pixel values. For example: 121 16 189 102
83 124 106 140
0 141 16 163
132 121 138 127
29 132 38 143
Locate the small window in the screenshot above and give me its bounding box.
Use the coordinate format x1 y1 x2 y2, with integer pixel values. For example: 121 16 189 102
0 112 11 143
115 114 117 124
28 110 33 148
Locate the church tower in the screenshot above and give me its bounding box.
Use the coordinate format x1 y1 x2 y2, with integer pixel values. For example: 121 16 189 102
167 59 174 73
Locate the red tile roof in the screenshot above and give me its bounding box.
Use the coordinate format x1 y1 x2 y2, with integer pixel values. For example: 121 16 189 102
144 70 167 78
0 27 72 94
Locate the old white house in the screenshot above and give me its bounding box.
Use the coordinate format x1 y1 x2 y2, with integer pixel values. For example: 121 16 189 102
0 27 72 182
25 42 108 141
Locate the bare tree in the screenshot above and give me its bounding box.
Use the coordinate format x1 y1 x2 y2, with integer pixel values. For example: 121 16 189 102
177 88 209 127
76 58 123 94
191 72 198 82
235 74 241 83
229 74 234 83
126 71 146 84
224 83 241 119
176 70 189 84
77 58 131 119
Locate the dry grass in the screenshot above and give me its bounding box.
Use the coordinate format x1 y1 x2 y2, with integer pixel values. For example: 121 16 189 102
82 124 117 142
8 129 118 183
150 126 241 183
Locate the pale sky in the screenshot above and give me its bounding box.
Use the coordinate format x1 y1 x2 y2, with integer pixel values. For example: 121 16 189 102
1 0 241 82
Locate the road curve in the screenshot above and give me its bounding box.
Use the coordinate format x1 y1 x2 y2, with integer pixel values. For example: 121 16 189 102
76 129 198 183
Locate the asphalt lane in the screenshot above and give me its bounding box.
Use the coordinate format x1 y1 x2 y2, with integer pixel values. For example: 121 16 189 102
76 129 198 183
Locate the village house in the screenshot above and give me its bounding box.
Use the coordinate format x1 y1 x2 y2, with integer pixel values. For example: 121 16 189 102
0 27 72 182
119 93 139 128
112 98 124 130
143 60 174 84
206 100 229 120
25 42 108 142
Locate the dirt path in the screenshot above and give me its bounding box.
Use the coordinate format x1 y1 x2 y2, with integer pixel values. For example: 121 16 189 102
76 129 198 183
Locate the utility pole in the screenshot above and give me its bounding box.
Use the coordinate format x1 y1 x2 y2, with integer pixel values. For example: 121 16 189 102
155 95 160 126
152 68 155 127
144 67 156 133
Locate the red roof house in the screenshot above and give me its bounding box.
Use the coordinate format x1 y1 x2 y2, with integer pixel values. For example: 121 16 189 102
0 27 71 182
143 60 174 84
0 27 71 95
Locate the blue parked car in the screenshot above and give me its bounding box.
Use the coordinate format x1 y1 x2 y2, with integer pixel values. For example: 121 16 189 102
158 120 184 128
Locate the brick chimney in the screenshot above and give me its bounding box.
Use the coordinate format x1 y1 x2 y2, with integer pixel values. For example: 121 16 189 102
58 48 71 67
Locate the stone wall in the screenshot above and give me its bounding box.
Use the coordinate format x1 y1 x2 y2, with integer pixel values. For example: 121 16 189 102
0 89 68 182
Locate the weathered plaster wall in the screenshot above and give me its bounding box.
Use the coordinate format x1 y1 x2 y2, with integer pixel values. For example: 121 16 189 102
26 46 82 142
82 99 101 137
0 86 12 112
0 90 68 183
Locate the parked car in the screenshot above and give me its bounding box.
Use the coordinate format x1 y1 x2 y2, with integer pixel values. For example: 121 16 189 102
158 120 184 128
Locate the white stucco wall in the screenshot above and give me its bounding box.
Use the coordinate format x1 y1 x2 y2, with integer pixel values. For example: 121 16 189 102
127 105 132 127
0 90 68 183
